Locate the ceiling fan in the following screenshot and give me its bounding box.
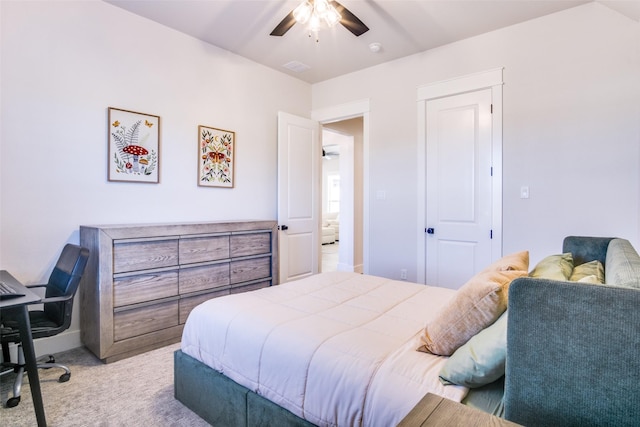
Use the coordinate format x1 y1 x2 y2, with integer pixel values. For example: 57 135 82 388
270 0 369 37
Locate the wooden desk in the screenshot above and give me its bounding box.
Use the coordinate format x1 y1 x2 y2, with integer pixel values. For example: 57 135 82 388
398 393 519 427
1 270 47 427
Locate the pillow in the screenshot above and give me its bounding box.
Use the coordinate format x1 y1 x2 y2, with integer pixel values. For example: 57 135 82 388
577 275 602 285
439 311 508 388
605 239 640 289
570 260 604 284
481 251 529 273
417 268 526 356
529 253 573 281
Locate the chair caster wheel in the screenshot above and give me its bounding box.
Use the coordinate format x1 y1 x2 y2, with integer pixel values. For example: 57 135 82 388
6 396 20 408
47 355 56 364
59 372 71 382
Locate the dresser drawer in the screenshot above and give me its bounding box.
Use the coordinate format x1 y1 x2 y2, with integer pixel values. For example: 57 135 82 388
113 269 178 308
179 288 230 324
179 235 229 264
113 239 178 273
179 262 229 294
230 232 271 257
230 256 271 284
230 280 271 294
113 299 179 341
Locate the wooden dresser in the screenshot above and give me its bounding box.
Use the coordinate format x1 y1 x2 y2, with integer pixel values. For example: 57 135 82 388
79 220 278 363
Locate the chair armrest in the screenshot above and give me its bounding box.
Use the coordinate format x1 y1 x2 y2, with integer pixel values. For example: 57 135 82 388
504 277 640 426
37 294 74 304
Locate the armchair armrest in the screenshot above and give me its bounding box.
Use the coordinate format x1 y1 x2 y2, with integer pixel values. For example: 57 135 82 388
504 277 640 426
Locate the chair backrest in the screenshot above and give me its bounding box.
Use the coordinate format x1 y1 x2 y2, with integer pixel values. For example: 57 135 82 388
43 244 90 328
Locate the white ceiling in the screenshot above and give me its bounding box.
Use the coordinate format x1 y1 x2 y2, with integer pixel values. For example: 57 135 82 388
105 0 640 84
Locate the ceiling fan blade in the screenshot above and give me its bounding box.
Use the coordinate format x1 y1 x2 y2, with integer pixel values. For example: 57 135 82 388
330 1 369 37
270 11 297 36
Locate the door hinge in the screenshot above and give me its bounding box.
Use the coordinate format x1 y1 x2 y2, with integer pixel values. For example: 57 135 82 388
490 104 493 114
490 230 493 239
490 166 493 176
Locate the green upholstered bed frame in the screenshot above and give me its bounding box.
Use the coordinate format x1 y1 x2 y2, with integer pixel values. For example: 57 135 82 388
174 348 506 425
174 349 315 427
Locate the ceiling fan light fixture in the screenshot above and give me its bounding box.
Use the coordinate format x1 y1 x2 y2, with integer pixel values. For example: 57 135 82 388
293 1 313 24
308 13 322 32
293 0 341 30
271 0 368 38
324 7 342 27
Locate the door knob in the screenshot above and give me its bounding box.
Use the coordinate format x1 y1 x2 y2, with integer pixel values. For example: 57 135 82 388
426 228 435 234
280 225 289 231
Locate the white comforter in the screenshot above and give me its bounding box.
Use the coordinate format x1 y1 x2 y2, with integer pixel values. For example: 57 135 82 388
181 272 468 426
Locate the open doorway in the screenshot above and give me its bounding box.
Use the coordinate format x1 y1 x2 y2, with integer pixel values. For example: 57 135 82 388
321 118 363 273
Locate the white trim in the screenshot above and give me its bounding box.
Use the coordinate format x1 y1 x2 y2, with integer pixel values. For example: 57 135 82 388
34 329 82 358
417 68 504 101
312 99 370 123
312 99 371 274
417 69 504 284
417 100 427 284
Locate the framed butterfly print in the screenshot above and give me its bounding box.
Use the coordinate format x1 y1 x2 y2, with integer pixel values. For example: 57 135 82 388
198 125 235 188
108 107 160 183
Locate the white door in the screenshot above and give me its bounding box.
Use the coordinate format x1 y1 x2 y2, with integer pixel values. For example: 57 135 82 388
425 89 493 289
277 112 321 283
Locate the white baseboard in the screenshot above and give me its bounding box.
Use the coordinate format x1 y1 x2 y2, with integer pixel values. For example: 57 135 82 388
3 330 83 363
34 329 83 356
337 263 363 273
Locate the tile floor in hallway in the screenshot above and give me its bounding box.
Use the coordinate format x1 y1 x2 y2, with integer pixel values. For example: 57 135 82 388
322 241 339 272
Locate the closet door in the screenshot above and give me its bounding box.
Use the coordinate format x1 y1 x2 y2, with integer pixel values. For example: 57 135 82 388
425 89 493 289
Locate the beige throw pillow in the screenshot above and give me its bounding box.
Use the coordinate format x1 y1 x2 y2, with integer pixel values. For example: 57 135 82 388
418 268 527 356
481 250 529 273
529 253 573 281
569 260 605 284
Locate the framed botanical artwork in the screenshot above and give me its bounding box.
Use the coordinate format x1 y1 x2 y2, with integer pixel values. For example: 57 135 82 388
108 107 160 183
198 125 235 188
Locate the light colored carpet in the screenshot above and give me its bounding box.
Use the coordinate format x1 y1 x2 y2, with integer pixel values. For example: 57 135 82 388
0 343 209 426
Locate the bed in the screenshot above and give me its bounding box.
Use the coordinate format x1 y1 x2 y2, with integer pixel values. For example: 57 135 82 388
175 266 522 426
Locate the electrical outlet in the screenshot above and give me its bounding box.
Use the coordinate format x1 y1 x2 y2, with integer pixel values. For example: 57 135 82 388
400 269 407 280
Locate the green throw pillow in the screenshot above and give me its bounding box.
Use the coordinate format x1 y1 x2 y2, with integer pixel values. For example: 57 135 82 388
439 311 508 388
529 253 573 281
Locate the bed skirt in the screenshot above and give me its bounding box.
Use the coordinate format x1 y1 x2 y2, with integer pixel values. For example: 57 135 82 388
174 349 316 426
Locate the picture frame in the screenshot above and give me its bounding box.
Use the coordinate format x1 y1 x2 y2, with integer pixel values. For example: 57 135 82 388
198 125 235 188
108 107 160 183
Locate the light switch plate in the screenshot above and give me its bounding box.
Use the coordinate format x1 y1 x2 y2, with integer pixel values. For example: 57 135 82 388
520 186 529 199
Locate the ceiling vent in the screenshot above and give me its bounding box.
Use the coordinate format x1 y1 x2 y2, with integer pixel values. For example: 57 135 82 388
282 60 311 73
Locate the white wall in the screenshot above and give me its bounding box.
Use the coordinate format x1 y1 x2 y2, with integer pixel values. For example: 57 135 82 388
312 3 640 281
0 0 311 354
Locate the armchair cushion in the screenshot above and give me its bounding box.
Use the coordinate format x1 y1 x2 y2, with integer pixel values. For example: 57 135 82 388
605 239 640 289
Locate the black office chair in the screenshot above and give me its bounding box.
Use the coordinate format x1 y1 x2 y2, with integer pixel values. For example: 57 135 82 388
0 243 90 408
